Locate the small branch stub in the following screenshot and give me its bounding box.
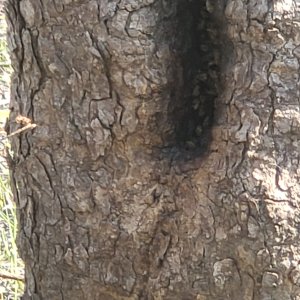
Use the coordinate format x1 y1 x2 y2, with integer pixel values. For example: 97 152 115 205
0 115 37 142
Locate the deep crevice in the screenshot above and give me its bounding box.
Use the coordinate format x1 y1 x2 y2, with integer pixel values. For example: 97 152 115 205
175 1 221 152
156 0 224 161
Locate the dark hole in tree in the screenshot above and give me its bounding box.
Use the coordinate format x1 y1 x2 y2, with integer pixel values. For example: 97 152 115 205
157 0 222 160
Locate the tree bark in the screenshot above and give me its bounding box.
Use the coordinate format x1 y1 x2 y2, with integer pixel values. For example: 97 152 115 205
6 0 300 299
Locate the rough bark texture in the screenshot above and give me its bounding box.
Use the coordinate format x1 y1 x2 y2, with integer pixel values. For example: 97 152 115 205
5 0 300 299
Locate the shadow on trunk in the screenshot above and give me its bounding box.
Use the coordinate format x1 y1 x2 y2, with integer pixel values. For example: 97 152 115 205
158 0 227 161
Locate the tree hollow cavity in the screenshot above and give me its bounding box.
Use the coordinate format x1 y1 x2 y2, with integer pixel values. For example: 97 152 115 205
166 0 222 156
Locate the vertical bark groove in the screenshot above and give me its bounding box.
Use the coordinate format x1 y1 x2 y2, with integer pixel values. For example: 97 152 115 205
171 0 220 154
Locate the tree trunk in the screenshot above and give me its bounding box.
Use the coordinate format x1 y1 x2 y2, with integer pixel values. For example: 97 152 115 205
6 0 300 299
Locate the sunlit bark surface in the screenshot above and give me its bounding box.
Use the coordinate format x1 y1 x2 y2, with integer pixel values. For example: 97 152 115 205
6 0 300 299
